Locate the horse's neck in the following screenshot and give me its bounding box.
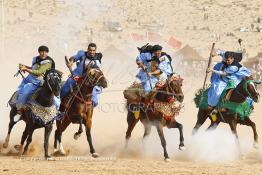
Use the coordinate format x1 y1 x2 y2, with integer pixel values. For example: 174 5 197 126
35 84 54 107
80 84 93 99
229 85 246 103
155 86 169 102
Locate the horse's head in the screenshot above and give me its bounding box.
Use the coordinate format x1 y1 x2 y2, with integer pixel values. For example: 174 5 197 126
238 76 260 103
167 74 184 102
83 66 107 88
44 69 62 97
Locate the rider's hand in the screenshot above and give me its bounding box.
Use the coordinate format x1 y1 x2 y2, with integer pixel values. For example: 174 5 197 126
206 68 213 73
20 65 27 72
67 62 73 68
211 50 217 57
19 63 24 69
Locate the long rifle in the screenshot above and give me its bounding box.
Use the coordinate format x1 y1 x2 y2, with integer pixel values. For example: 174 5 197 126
202 43 215 89
14 70 25 79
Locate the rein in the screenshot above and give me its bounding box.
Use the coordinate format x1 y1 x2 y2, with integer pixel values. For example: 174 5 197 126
64 68 104 114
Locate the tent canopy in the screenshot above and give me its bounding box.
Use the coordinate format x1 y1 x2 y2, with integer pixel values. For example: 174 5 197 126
172 45 204 61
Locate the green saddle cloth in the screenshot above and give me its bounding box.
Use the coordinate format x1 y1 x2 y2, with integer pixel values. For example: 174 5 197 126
194 81 253 120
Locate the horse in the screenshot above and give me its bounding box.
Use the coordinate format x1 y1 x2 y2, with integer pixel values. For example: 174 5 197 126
54 66 107 157
124 74 185 161
192 76 260 150
3 69 62 159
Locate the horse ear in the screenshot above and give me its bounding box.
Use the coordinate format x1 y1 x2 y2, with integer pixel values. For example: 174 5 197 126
56 70 63 78
244 76 252 80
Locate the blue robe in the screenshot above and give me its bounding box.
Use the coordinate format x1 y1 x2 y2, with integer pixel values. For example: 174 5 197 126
136 54 173 93
208 62 251 106
60 50 102 107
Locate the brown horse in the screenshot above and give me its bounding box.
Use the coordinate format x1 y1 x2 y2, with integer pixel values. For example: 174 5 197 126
192 76 260 150
124 74 185 161
54 67 107 157
3 69 62 159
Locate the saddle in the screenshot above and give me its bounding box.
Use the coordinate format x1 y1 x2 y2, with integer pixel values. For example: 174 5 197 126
8 90 59 126
124 82 182 121
195 86 253 120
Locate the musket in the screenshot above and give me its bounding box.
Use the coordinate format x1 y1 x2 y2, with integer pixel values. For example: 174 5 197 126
202 43 215 90
14 70 25 79
65 56 73 73
238 38 243 52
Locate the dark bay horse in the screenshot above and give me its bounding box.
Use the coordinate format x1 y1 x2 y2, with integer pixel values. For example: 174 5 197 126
124 74 185 161
193 76 260 149
3 69 62 159
54 67 107 157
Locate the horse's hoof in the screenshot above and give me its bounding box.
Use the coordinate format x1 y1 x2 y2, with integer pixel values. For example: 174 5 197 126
3 142 8 149
73 133 81 140
92 153 100 158
59 149 66 155
14 145 23 152
45 156 55 161
164 158 171 162
179 146 186 151
253 142 259 149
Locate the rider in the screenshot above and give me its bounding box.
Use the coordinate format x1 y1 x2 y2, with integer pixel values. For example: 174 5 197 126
136 44 174 94
207 51 251 110
60 43 103 107
135 44 153 93
16 45 60 113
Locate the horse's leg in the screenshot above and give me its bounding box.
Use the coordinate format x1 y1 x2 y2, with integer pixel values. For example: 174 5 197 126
14 124 29 152
44 124 53 159
54 120 60 151
192 109 209 134
168 119 185 150
142 118 152 139
156 121 170 161
54 118 71 154
228 114 242 156
3 107 18 148
73 115 83 140
141 117 152 149
84 108 98 157
23 125 35 155
206 121 220 131
239 117 258 148
125 111 139 148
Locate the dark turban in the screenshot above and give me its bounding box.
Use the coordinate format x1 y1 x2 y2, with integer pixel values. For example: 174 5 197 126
38 45 49 52
152 44 163 52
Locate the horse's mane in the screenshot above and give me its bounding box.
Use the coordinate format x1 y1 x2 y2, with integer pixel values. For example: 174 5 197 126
43 69 63 82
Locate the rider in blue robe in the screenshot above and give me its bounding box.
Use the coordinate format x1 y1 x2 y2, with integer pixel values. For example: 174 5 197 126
60 43 103 107
208 51 251 108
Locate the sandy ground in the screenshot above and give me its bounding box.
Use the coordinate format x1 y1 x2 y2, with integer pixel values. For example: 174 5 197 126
0 0 262 175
